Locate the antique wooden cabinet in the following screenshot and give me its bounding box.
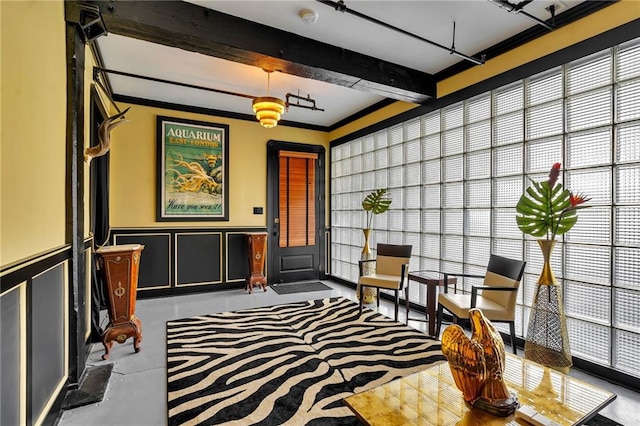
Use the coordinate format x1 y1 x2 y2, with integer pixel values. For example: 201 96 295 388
95 244 144 360
245 232 268 293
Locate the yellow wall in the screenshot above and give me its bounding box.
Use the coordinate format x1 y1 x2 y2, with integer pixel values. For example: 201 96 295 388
438 0 640 97
109 105 329 228
1 0 67 265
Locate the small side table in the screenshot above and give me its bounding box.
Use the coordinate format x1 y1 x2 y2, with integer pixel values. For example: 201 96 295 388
95 244 144 360
406 271 457 337
245 232 268 293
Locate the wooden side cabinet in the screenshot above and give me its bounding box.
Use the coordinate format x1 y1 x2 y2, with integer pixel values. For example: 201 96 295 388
245 232 268 293
95 244 144 360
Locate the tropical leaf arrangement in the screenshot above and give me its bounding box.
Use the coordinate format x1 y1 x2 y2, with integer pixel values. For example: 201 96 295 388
516 163 590 240
362 188 392 229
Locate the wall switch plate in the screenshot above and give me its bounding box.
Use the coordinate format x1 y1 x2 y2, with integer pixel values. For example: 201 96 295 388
253 207 263 214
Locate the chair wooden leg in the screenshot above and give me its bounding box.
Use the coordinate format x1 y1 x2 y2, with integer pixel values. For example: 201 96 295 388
435 304 444 338
509 322 517 355
394 289 399 322
359 285 364 316
376 288 380 308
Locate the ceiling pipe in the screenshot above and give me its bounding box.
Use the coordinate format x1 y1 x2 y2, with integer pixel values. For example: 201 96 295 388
315 0 485 66
487 0 555 31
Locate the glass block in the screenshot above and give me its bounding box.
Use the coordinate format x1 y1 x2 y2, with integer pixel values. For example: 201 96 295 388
567 88 612 132
493 209 523 239
350 139 362 156
374 148 388 169
404 138 421 164
616 39 640 81
614 247 640 291
350 155 362 175
466 93 491 123
526 100 563 140
567 318 610 364
443 155 463 182
374 169 388 189
614 206 640 246
616 122 640 163
493 176 522 208
404 232 420 251
421 233 440 258
616 79 640 122
422 111 441 135
404 163 421 187
442 235 463 261
566 207 611 244
389 144 403 166
422 185 440 209
616 164 640 205
388 165 403 188
362 151 374 171
404 209 421 233
467 119 491 152
404 118 421 141
494 83 524 115
526 137 562 173
614 329 640 376
465 150 491 179
442 182 463 208
566 167 612 205
522 274 537 307
527 67 562 106
566 128 612 168
465 180 491 207
403 185 421 209
443 127 464 156
464 237 491 267
443 209 463 235
493 144 523 176
421 209 440 233
493 239 524 266
525 240 562 278
362 134 374 151
613 288 640 332
567 51 612 95
442 260 464 276
388 125 403 145
387 230 403 245
361 171 375 191
374 131 387 149
564 244 611 285
388 187 403 210
421 159 440 184
331 145 342 161
443 103 463 130
494 111 524 145
420 256 440 271
422 134 440 160
565 280 610 323
466 209 490 236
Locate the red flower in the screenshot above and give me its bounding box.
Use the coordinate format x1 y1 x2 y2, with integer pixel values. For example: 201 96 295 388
548 162 561 188
569 192 590 207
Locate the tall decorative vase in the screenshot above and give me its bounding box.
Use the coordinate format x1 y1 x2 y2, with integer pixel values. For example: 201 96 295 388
357 228 376 304
524 239 572 373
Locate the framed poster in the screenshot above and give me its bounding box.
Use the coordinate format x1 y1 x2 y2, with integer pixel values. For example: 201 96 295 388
156 116 229 221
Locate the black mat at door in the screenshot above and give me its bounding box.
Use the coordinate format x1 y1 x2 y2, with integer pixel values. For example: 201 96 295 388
270 281 332 294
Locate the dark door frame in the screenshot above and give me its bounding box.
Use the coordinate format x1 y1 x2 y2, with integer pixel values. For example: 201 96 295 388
266 140 326 284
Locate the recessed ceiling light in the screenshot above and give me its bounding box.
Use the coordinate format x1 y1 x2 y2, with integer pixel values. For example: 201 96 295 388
299 9 319 25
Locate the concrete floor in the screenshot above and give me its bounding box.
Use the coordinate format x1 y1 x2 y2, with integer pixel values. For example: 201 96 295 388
59 280 639 426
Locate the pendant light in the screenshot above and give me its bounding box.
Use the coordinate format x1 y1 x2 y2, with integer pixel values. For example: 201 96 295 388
252 71 285 128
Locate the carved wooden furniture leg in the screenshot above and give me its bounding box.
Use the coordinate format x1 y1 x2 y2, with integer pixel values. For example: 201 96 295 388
245 232 268 293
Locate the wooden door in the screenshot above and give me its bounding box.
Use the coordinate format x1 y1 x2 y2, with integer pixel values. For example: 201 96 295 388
267 141 325 284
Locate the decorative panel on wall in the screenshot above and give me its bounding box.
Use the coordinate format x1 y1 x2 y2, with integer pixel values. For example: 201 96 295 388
31 263 67 425
1 284 24 426
113 233 171 289
175 233 222 286
226 232 251 282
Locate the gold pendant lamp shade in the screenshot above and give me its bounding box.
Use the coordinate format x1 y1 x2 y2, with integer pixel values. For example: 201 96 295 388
253 70 285 128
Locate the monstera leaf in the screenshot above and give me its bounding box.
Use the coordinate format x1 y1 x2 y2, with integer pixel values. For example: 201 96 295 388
362 188 392 229
515 179 576 238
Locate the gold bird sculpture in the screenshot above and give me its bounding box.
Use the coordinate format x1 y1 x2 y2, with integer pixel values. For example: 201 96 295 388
84 107 130 164
441 308 518 417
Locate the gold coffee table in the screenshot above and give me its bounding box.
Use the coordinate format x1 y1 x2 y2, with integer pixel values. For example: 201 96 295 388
344 353 615 426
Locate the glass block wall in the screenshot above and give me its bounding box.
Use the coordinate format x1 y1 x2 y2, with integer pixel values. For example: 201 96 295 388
330 38 640 378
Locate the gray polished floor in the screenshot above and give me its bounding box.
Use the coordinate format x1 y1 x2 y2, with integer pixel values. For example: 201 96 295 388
59 280 639 425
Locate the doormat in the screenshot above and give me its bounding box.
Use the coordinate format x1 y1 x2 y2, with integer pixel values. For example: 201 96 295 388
270 281 332 295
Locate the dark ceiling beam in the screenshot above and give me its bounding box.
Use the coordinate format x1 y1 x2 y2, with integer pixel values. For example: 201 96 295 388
84 0 436 103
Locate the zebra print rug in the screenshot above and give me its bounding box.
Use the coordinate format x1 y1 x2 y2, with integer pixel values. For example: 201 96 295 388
166 297 444 426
